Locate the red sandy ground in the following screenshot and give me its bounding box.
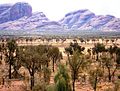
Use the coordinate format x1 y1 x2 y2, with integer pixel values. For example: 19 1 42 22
0 80 26 91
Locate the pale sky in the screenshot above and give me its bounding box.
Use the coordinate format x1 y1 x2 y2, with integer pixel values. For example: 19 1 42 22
0 0 120 21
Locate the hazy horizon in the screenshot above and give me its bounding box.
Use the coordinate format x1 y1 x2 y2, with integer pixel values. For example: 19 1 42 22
0 0 120 21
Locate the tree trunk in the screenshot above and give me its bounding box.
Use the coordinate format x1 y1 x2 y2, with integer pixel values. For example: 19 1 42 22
94 76 97 91
96 53 98 61
9 59 12 79
47 62 49 67
72 74 76 91
66 54 69 65
30 69 35 90
30 63 35 90
30 75 34 90
2 77 4 85
9 52 13 79
29 62 35 90
0 55 2 60
112 67 117 82
108 68 112 82
72 79 75 91
53 59 54 72
108 75 112 82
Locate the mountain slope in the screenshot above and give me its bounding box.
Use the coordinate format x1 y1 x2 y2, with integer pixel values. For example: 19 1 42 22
0 2 32 24
0 2 62 31
0 2 120 32
0 4 12 14
59 10 120 31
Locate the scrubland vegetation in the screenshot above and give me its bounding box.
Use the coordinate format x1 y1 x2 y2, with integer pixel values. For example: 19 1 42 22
0 38 120 91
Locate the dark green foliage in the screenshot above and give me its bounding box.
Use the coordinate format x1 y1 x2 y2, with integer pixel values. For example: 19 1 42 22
114 80 120 91
93 43 105 53
6 39 17 79
43 66 51 84
32 80 47 91
19 45 51 90
116 55 120 65
79 38 84 43
68 51 84 91
116 48 120 66
48 46 62 72
101 54 116 82
54 64 72 91
116 48 120 55
92 43 105 61
108 45 117 55
46 84 56 91
89 68 103 91
65 42 85 55
0 43 5 60
56 77 67 91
